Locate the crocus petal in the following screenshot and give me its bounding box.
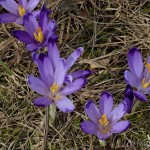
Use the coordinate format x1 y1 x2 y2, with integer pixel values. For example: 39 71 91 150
46 20 57 33
1 0 18 15
26 44 39 52
124 70 137 87
122 97 133 114
144 86 150 94
144 56 150 82
0 13 18 23
39 6 51 33
64 75 73 84
134 91 147 102
32 52 39 65
122 84 134 114
23 13 39 38
69 70 93 79
33 97 52 107
27 75 49 96
84 100 100 123
60 78 87 95
124 84 134 101
18 0 27 7
37 53 54 87
80 121 97 134
12 30 35 44
127 47 143 81
15 17 23 24
147 56 150 64
49 34 58 41
54 59 66 86
109 102 127 123
66 47 83 71
45 20 57 40
99 92 113 116
55 96 75 113
32 10 40 17
111 120 130 133
48 39 60 69
27 0 40 12
123 85 134 113
96 130 111 140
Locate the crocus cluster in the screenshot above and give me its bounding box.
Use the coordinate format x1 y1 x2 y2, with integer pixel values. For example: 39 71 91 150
0 3 91 112
2 0 145 142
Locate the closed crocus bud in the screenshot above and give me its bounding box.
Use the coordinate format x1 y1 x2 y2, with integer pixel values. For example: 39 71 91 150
122 84 134 114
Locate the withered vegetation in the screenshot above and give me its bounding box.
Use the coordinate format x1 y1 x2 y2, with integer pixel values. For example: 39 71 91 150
0 0 150 149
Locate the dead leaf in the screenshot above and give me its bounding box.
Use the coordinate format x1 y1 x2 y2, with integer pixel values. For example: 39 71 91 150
79 58 109 69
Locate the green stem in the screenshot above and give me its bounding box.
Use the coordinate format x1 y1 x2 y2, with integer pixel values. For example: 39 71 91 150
132 98 140 112
43 106 49 150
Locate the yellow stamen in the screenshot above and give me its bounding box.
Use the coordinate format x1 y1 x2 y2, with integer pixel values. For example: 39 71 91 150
146 63 150 72
50 82 59 94
34 27 44 43
99 114 109 127
18 5 26 17
142 78 150 89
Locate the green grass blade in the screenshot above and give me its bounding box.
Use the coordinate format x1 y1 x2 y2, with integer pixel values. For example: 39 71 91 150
0 59 13 76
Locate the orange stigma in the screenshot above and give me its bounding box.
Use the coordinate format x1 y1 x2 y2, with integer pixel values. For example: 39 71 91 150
146 63 150 72
34 27 44 43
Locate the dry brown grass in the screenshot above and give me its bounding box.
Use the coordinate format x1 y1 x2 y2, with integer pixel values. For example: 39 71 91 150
0 0 150 149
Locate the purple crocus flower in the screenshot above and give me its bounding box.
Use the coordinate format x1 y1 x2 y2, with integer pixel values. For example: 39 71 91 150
28 41 89 113
124 47 150 102
12 6 57 52
80 92 130 140
32 39 92 82
0 0 40 24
